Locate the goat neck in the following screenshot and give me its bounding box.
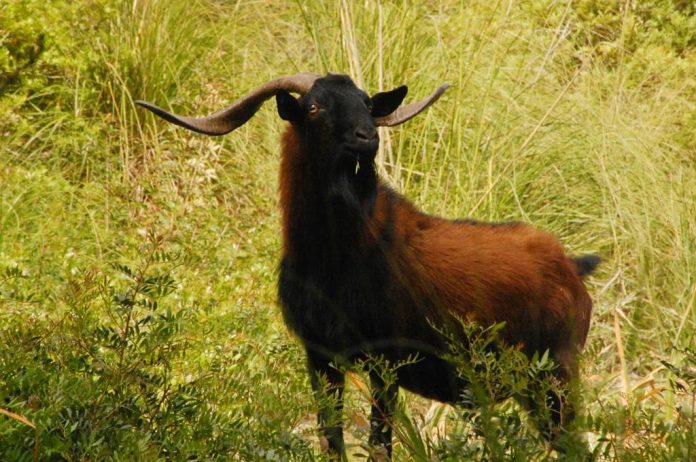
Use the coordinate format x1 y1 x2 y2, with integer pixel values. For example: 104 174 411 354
279 126 380 270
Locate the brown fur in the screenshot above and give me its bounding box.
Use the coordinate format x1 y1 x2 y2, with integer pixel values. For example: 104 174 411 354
280 128 592 364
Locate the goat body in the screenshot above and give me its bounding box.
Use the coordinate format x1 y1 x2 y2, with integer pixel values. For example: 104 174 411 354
278 125 594 399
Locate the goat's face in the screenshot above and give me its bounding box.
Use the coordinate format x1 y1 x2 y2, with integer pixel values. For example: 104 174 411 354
276 74 407 168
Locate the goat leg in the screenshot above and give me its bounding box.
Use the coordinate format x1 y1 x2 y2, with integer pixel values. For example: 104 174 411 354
307 352 345 458
368 371 398 460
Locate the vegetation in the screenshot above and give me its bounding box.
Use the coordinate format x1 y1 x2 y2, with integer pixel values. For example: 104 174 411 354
1 0 695 460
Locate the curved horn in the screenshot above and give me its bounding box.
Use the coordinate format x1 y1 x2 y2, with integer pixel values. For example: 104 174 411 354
136 73 320 136
375 83 449 127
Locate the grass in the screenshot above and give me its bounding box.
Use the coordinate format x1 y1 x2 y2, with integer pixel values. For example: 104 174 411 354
1 0 695 460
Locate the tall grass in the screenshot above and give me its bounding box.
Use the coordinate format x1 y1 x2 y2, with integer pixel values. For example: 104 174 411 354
1 0 695 460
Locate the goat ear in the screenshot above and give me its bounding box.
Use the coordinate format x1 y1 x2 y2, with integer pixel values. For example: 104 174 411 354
370 86 408 118
276 90 301 122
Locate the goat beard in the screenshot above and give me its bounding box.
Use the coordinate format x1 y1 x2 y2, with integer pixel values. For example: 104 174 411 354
328 153 378 215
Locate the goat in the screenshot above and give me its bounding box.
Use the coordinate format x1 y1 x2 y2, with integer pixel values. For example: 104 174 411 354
137 72 599 459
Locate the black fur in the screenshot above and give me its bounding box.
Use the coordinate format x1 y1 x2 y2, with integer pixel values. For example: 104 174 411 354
573 254 601 277
277 76 456 457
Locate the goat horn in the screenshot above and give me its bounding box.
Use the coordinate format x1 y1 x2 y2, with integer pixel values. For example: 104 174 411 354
136 73 320 136
375 83 449 127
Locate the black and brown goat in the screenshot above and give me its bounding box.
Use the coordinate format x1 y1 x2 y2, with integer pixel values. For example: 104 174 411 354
138 73 599 458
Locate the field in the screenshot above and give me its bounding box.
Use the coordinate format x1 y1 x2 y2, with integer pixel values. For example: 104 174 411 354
1 0 695 460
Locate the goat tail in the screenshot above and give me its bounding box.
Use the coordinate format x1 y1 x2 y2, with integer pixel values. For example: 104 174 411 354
571 254 601 277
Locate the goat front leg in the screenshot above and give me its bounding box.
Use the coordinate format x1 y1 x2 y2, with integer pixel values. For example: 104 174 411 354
307 352 345 459
368 371 398 460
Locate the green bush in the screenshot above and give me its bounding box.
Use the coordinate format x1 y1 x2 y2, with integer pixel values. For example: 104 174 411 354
0 2 45 92
0 232 235 459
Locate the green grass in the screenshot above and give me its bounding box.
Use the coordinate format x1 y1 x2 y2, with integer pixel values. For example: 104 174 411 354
1 0 695 460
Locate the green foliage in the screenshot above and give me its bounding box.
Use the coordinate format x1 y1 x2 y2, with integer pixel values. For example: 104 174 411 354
1 0 695 460
0 1 45 92
571 0 696 55
2 233 223 459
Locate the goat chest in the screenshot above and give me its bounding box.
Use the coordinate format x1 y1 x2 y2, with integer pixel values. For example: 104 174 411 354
277 246 399 359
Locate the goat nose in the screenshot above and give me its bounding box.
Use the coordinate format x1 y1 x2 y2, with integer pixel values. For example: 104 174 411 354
355 126 377 141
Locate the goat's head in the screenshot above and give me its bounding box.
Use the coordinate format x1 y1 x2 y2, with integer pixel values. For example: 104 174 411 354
276 74 408 167
136 73 448 153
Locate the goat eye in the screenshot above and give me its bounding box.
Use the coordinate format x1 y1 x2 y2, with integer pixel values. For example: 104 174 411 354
308 103 320 115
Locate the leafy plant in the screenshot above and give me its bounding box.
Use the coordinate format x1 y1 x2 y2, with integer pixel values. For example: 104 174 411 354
1 232 231 459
